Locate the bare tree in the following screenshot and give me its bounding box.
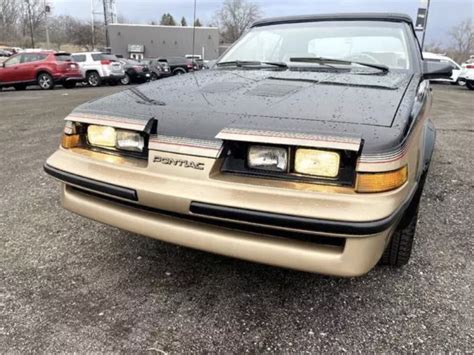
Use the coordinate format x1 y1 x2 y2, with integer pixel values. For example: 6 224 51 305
213 0 260 43
449 18 473 62
0 0 20 42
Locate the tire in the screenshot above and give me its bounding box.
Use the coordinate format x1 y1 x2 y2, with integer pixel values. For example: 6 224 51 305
466 81 474 90
37 73 54 90
379 172 427 267
63 81 76 89
173 68 186 76
120 73 131 85
380 208 418 267
14 84 27 90
86 71 101 87
150 72 159 81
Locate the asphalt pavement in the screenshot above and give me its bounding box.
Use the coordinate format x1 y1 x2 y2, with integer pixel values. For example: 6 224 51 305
1 83 472 352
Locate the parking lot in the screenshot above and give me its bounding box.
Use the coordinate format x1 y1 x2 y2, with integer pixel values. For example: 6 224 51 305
1 84 472 352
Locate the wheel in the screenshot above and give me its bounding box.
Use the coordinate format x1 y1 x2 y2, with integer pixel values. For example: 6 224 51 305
150 72 159 81
379 172 427 267
14 84 27 90
63 81 76 89
466 81 474 90
86 71 101 87
173 69 186 76
380 208 418 266
37 73 54 90
120 73 131 85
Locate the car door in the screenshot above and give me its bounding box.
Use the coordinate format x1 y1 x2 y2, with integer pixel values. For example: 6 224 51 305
19 53 45 82
0 54 23 83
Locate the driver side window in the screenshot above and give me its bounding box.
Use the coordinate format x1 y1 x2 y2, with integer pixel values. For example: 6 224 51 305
4 55 22 67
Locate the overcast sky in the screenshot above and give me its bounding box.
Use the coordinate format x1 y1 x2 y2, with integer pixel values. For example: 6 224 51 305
52 0 473 45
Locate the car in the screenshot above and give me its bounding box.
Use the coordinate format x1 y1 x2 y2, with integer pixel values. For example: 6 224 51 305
44 13 452 277
71 52 125 87
423 52 462 84
157 56 195 75
0 49 13 57
141 58 172 80
0 51 83 90
118 58 151 85
458 58 474 90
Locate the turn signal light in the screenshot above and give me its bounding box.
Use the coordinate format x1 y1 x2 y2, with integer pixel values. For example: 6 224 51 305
61 134 80 149
356 166 408 193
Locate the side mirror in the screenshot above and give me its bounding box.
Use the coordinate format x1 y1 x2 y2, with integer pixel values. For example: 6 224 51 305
422 61 453 80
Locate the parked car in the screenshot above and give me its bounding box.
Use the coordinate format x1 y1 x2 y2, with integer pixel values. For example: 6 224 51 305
141 58 172 80
458 59 474 90
45 13 452 277
185 54 204 69
423 52 462 84
157 56 195 75
71 52 125 87
0 49 13 57
0 51 82 90
118 58 151 85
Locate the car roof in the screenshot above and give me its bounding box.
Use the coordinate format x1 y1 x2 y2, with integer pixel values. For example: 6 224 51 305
251 13 414 28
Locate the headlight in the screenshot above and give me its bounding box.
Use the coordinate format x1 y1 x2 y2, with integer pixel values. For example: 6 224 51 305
87 125 144 153
248 145 288 172
294 149 340 177
87 125 116 148
116 131 145 152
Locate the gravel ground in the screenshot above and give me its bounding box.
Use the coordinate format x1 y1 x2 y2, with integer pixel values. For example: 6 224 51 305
1 84 473 353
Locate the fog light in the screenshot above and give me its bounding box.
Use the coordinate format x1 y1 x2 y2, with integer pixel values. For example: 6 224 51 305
248 145 288 172
87 125 116 148
356 166 408 193
295 149 340 177
116 131 144 152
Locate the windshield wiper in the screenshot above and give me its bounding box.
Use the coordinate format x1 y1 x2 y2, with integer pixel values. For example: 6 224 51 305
216 60 288 68
289 57 389 73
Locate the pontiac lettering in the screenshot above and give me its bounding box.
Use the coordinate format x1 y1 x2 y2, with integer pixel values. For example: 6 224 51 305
153 156 205 170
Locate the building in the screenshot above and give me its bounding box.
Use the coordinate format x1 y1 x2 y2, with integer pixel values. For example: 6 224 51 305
108 24 220 60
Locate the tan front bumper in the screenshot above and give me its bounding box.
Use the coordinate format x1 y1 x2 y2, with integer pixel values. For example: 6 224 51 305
45 147 416 276
62 185 392 277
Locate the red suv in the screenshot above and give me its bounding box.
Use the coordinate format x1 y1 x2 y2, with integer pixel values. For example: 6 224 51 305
0 51 83 90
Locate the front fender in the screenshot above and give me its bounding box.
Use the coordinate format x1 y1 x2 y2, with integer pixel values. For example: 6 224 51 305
421 119 436 173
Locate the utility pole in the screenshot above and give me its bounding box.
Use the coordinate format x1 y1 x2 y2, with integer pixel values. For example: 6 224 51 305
102 0 109 48
415 0 431 50
91 0 96 50
44 0 50 49
25 0 35 48
421 0 431 50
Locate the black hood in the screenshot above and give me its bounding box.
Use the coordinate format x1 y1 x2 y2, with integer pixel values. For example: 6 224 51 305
73 69 416 153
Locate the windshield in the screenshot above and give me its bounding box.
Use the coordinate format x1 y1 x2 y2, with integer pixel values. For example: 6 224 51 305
219 21 412 70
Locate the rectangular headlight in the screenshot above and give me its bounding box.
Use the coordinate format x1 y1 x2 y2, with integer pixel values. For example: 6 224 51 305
116 131 145 152
87 125 116 148
248 145 288 172
294 149 340 177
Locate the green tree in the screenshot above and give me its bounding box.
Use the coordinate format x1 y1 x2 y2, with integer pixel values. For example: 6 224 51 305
160 13 176 26
180 16 187 26
194 18 202 27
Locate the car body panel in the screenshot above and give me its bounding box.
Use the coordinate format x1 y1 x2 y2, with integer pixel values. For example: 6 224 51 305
70 70 416 154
